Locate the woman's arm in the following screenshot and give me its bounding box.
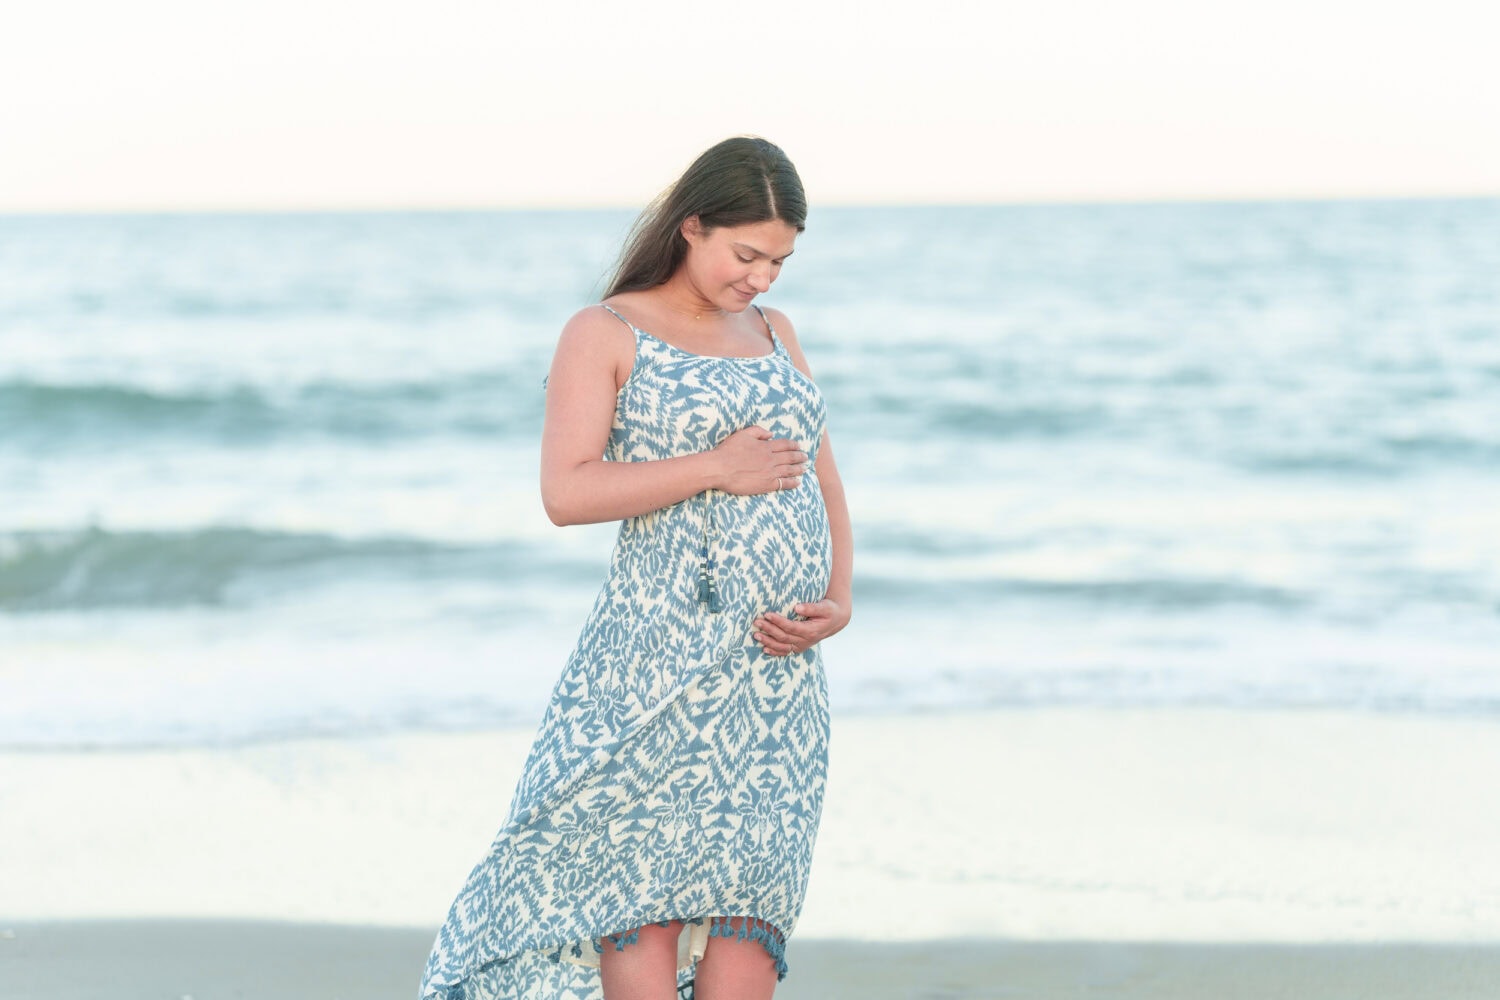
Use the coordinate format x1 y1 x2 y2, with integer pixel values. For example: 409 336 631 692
539 306 809 526
751 308 854 655
809 433 853 609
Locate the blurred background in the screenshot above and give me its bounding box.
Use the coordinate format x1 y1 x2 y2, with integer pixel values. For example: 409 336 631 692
3 0 1498 752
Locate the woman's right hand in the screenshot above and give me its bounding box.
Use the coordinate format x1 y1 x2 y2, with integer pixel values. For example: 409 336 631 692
712 425 807 495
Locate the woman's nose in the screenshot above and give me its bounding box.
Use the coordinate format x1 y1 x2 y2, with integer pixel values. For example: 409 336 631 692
747 263 772 291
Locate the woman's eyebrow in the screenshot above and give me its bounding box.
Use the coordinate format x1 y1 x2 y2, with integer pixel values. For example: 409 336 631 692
733 242 796 260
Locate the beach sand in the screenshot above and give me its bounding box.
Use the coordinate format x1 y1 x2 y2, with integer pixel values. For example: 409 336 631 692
3 920 1499 999
4 708 1499 996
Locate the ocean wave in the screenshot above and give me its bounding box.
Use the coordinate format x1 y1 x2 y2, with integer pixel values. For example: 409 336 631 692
842 387 1112 440
1 523 1313 616
0 372 544 446
1236 433 1500 476
855 572 1309 611
0 525 566 611
0 379 275 439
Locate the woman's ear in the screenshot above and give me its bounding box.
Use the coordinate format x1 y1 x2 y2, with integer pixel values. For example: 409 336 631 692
681 215 703 245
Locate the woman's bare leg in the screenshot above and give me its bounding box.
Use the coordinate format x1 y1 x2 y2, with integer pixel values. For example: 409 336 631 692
599 920 683 1000
693 918 778 1000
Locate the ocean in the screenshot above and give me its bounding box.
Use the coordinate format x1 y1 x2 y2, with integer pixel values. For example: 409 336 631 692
3 200 1499 750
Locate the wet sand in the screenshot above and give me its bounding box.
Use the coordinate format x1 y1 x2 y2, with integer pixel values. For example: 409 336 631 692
3 920 1499 999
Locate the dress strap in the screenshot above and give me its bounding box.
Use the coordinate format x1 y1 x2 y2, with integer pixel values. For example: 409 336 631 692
599 303 636 332
751 303 776 341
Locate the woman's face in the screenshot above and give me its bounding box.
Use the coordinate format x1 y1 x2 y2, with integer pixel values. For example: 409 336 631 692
681 217 799 312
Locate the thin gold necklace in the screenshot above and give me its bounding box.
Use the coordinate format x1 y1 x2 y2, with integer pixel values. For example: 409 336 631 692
663 300 719 323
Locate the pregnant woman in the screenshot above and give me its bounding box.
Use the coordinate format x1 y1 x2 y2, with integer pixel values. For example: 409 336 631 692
419 136 853 1000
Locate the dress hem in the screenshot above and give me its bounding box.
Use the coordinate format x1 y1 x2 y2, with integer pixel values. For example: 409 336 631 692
423 912 791 1000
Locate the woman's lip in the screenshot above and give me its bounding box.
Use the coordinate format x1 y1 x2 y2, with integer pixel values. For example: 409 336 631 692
734 287 756 299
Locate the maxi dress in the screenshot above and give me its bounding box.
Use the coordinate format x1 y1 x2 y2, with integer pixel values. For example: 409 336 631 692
419 304 833 1000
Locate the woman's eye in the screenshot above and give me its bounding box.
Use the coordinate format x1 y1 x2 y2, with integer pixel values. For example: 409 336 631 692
736 255 754 263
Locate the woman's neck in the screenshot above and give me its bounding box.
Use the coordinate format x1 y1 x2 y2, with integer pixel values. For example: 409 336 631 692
653 272 723 322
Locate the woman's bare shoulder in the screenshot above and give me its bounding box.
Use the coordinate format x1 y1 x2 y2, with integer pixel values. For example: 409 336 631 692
597 290 660 328
550 304 638 390
557 302 636 351
761 306 814 373
757 304 796 337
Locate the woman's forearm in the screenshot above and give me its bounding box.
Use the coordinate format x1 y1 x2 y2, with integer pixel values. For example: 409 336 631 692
542 450 721 526
544 424 810 527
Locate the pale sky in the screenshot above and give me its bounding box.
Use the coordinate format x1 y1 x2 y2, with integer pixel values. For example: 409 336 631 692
2 0 1497 212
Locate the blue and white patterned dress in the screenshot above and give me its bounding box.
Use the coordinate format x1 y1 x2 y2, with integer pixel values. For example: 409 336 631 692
418 304 833 1000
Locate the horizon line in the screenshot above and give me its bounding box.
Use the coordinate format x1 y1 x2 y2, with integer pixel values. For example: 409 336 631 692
3 189 1498 218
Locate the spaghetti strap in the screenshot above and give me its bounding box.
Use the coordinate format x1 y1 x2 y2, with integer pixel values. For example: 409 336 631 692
751 303 776 341
600 303 636 332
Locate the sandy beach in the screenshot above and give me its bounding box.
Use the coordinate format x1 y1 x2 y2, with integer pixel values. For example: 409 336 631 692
4 708 1500 997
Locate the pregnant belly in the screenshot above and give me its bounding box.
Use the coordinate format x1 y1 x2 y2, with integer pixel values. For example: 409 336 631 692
713 487 832 615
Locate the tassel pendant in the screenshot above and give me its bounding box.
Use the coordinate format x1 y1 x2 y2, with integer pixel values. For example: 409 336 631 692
697 545 722 614
697 493 722 613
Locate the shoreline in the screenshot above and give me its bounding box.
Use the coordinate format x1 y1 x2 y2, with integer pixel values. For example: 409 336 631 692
4 920 1500 1000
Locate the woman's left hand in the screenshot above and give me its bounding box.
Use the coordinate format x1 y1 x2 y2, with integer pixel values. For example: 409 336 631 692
753 599 850 657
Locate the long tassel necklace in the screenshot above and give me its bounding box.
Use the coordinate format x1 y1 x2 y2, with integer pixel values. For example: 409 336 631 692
696 491 723 613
